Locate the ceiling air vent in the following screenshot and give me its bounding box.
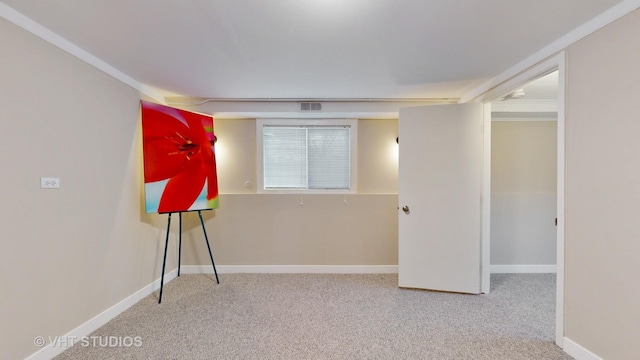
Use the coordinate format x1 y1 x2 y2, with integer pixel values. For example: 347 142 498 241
299 102 322 112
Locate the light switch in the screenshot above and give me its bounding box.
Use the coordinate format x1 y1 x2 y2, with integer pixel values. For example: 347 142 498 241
41 177 60 189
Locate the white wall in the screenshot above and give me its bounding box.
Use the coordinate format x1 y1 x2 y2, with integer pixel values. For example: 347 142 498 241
564 8 640 359
0 18 173 359
7 4 639 359
175 116 400 267
491 120 557 268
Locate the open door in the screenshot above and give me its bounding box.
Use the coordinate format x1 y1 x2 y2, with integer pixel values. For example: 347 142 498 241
398 103 487 294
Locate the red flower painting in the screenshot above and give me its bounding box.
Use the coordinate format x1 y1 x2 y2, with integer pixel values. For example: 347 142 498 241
141 100 219 213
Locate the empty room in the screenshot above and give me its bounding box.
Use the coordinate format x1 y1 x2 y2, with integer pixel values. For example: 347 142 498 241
1 1 639 359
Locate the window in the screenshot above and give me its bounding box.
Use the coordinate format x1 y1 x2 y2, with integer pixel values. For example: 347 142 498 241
257 119 357 193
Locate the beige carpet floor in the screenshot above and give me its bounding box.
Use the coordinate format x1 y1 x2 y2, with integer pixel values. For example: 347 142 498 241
55 273 571 359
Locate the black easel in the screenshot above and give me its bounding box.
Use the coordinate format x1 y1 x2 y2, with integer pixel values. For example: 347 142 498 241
158 210 219 304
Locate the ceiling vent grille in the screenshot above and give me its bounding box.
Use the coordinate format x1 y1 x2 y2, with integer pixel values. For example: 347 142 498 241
299 102 322 111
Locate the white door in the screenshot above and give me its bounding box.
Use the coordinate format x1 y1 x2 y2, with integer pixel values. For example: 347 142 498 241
398 103 486 294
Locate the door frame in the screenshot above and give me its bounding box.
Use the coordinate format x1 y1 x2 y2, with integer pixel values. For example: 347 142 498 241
468 52 566 348
481 103 491 294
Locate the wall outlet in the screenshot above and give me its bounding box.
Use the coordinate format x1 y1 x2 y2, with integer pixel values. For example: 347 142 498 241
40 177 60 189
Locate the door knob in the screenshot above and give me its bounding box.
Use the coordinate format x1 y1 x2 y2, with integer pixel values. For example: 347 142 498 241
402 205 410 214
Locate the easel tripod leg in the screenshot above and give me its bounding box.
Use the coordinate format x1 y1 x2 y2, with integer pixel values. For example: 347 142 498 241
198 210 219 284
178 212 182 277
158 212 172 304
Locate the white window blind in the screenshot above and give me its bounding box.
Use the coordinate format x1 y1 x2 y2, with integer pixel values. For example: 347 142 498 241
263 127 307 189
308 127 350 189
263 125 351 190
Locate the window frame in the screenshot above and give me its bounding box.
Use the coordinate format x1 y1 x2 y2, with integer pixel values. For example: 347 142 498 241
256 118 358 194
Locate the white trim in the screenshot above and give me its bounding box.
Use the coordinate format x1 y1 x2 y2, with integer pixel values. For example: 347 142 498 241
555 52 567 348
180 265 398 274
460 0 640 103
472 56 562 104
25 269 178 360
481 103 491 294
563 338 604 360
490 265 557 273
0 2 165 103
475 51 566 348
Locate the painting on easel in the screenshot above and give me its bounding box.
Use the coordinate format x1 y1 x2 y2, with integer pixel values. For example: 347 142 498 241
140 100 219 213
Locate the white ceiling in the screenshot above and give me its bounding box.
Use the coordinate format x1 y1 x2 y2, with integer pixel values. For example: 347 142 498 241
0 0 627 103
491 71 559 118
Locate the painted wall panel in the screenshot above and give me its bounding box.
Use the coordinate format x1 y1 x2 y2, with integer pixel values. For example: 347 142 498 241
565 9 640 360
491 121 557 265
0 18 172 360
180 194 398 266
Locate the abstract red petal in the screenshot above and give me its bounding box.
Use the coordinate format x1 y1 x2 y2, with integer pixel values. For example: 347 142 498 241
143 139 188 182
157 156 207 213
183 111 212 144
203 150 219 200
142 107 191 139
141 105 199 182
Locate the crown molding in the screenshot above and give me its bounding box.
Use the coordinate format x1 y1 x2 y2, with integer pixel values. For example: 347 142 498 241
0 2 165 103
460 0 640 103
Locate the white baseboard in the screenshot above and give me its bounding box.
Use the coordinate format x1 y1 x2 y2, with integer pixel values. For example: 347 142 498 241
490 264 557 273
563 337 603 360
180 265 398 274
25 268 178 360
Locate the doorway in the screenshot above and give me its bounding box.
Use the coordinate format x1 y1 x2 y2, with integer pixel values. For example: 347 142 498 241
397 54 566 347
490 71 559 273
480 53 566 347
